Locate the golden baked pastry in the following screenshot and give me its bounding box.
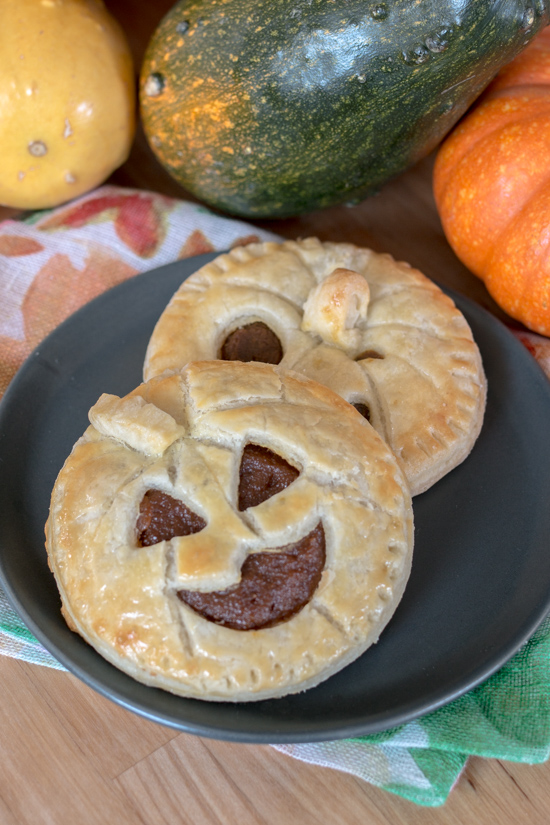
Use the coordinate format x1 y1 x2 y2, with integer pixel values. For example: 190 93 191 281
45 361 413 702
144 238 487 496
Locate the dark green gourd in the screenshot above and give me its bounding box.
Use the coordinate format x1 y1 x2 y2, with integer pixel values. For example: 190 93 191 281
140 0 549 218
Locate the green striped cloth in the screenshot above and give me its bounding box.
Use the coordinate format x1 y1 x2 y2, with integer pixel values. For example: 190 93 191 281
275 617 550 804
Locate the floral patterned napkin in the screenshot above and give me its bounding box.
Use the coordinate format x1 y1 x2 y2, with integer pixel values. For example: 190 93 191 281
1 186 549 807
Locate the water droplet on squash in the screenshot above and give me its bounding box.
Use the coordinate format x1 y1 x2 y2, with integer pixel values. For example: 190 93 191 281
144 72 165 97
371 3 389 20
28 140 47 157
356 73 366 83
176 20 189 34
440 99 455 116
426 35 448 53
402 46 430 65
521 7 535 29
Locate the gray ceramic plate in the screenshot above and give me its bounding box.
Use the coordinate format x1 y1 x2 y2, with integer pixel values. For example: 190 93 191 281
1 253 550 743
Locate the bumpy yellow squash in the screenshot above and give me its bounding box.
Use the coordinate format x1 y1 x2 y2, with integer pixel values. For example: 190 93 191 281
0 0 135 210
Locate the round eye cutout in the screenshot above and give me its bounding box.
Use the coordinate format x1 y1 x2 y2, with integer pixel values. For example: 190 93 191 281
46 361 413 702
220 322 283 365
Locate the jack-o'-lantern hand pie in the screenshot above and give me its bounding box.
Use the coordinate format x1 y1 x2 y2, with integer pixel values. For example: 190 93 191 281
144 238 487 496
45 361 413 702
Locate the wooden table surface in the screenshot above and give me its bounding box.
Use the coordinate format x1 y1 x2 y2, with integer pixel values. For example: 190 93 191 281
1 2 549 822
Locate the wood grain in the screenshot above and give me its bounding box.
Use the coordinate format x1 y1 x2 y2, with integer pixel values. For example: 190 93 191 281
1 655 549 825
0 1 547 822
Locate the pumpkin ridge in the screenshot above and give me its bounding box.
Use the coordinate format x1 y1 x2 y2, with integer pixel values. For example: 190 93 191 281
436 114 550 276
434 95 550 202
483 182 550 333
481 174 550 283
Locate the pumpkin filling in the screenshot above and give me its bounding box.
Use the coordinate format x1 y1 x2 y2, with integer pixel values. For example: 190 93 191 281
220 321 283 364
137 489 206 545
355 349 384 360
237 442 299 510
352 402 371 423
137 444 325 630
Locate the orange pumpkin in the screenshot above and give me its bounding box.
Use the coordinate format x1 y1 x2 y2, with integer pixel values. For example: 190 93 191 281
433 28 550 337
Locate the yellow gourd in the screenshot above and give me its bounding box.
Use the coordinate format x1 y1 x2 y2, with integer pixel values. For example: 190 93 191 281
0 0 135 210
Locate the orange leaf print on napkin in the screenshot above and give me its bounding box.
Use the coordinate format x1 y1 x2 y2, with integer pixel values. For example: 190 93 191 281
39 192 173 258
0 185 280 400
0 236 44 257
178 229 215 259
0 246 136 397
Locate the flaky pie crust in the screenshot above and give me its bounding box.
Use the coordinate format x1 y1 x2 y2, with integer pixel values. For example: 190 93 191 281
144 238 487 495
45 362 413 702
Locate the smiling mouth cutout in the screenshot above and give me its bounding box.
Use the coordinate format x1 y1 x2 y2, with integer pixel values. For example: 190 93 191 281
136 443 326 630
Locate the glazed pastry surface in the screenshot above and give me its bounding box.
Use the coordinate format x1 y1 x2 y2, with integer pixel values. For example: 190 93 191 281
46 361 414 702
144 238 487 495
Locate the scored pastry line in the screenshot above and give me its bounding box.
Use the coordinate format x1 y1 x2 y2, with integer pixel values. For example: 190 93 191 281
424 428 451 450
203 281 308 314
362 348 482 414
172 281 306 316
84 453 156 546
360 318 481 346
308 601 349 639
165 548 195 658
89 393 186 456
413 437 441 459
365 349 464 393
362 279 445 298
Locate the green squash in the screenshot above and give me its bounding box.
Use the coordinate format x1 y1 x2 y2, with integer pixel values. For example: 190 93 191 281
140 0 549 218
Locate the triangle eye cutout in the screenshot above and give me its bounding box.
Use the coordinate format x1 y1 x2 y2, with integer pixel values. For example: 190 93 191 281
238 444 299 511
220 322 283 364
137 489 206 547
